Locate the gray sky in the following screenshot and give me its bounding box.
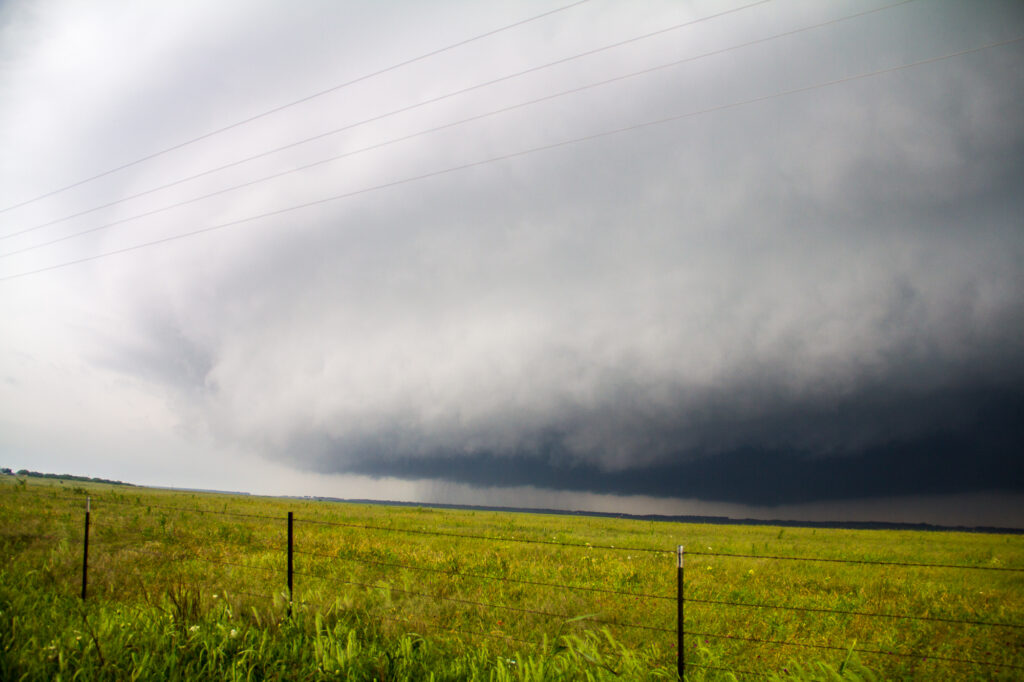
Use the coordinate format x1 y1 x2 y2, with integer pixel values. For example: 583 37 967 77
2 0 1023 527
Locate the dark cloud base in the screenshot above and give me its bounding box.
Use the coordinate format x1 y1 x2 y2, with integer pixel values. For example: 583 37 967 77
339 388 1024 506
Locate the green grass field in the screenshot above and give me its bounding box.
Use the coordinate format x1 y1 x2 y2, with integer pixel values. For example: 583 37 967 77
1 477 1022 680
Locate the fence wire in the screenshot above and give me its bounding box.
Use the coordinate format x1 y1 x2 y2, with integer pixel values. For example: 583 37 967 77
294 547 673 602
13 487 1024 678
687 630 1024 671
686 661 769 679
295 569 675 635
96 497 282 521
685 594 1024 630
689 549 1024 572
295 516 673 555
375 612 538 648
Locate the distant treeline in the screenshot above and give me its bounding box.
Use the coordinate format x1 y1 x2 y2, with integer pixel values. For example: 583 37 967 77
0 467 133 487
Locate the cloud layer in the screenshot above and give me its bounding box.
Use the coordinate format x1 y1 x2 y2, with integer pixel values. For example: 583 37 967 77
1 0 1023 521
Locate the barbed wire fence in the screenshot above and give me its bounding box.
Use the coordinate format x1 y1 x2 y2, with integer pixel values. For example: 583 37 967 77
4 488 1024 679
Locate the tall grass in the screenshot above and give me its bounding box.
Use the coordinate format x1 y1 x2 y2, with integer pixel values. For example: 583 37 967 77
2 477 1022 679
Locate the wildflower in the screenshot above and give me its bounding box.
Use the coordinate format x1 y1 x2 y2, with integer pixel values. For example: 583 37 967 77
213 593 219 599
230 629 238 638
189 625 200 633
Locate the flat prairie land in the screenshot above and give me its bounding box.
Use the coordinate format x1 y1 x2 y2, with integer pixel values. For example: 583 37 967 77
1 477 1022 680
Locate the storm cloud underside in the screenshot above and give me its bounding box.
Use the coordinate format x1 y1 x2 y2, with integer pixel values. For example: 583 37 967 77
1 0 1022 521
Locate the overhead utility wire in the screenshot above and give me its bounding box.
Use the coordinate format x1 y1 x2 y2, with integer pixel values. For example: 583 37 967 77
0 0 770 241
0 0 773 242
1 0 909 258
0 0 593 214
2 34 1019 284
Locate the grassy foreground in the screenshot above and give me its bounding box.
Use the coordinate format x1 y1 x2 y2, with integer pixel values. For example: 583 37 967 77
1 477 1022 680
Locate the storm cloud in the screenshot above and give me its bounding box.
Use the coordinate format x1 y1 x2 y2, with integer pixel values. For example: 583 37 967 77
1 0 1022 524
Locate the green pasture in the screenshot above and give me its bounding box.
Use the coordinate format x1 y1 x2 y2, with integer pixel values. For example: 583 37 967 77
1 477 1022 680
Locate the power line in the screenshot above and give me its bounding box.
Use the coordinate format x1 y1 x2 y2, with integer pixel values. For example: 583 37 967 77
2 33 1019 284
1 0 913 258
0 0 775 243
0 0 594 215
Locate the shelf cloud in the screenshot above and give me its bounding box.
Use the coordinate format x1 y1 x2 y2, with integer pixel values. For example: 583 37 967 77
1 0 1022 524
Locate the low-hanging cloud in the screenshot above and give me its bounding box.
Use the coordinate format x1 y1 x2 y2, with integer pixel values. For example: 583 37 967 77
2 0 1023 510
103 63 1024 496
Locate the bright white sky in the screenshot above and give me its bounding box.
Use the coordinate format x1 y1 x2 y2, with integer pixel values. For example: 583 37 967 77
2 0 1023 527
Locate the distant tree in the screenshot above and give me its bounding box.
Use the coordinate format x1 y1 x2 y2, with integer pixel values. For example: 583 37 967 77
0 467 12 475
16 469 28 476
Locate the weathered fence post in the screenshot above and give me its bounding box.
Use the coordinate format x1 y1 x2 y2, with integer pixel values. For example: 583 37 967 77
677 544 684 680
81 497 90 600
287 511 294 615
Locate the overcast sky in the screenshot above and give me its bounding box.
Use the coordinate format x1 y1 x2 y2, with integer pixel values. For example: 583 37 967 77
2 0 1022 527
